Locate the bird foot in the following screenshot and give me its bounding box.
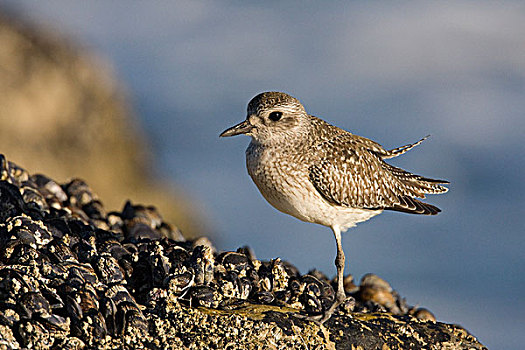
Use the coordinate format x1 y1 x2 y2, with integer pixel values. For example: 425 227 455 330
294 295 352 324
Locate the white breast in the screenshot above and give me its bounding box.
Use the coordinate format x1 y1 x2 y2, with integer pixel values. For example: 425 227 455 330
246 142 382 232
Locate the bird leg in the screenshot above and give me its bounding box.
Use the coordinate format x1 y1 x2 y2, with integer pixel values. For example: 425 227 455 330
295 226 347 324
315 226 347 323
333 225 346 302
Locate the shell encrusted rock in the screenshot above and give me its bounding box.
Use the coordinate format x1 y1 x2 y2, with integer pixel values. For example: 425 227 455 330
0 154 484 349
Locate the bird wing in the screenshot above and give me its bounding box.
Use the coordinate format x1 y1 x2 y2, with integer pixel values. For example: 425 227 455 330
308 134 448 215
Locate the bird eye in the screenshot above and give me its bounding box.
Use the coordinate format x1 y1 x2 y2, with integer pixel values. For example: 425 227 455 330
269 111 282 121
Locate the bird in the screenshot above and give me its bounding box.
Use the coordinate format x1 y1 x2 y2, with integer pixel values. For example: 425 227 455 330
220 91 448 322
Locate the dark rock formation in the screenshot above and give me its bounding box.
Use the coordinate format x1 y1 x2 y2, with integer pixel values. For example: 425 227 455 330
0 9 205 237
0 154 486 349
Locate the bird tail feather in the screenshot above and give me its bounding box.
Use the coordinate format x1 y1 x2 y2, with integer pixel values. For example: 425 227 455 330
381 135 430 159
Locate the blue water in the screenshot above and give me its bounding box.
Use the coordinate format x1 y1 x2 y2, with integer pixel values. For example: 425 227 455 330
4 2 525 348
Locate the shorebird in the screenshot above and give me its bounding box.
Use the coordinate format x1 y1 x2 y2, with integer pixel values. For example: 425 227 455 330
220 91 448 322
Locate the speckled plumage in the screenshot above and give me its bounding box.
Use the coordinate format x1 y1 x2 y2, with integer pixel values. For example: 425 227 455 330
220 91 448 322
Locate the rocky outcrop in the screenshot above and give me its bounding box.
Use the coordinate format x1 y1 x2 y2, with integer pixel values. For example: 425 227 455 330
0 9 204 237
0 155 486 349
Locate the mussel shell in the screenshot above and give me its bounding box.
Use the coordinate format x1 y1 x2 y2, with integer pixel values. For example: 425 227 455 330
18 291 51 319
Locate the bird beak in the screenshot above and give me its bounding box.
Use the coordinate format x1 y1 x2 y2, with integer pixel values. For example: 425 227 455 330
220 119 254 137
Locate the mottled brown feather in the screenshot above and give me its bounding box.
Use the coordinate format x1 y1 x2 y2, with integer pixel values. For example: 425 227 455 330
307 117 448 215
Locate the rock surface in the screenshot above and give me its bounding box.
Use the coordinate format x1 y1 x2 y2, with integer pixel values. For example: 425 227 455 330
0 154 486 349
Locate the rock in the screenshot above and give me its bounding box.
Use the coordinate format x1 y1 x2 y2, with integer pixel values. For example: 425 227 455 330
0 154 487 349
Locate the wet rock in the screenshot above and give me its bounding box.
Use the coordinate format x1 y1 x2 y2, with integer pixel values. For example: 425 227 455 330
0 155 486 349
413 307 437 322
357 273 401 314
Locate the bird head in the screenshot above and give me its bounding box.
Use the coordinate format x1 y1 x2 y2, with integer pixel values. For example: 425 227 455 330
220 91 309 145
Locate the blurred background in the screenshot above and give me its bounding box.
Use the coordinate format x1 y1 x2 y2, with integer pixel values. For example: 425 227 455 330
0 2 523 349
